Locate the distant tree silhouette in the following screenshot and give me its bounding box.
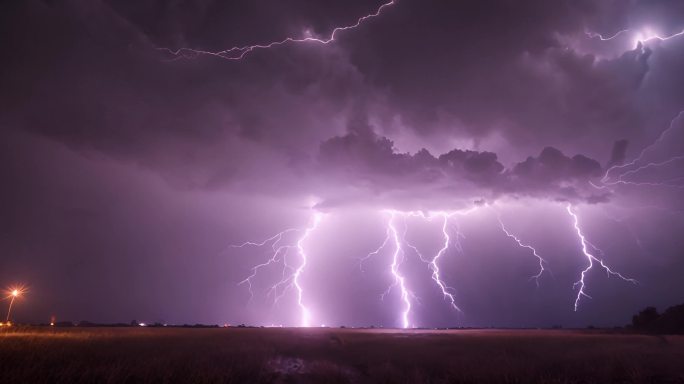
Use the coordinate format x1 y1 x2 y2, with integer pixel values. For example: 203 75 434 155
631 304 684 334
632 307 659 330
658 304 684 334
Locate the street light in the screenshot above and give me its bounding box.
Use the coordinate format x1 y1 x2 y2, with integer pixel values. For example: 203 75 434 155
5 286 26 325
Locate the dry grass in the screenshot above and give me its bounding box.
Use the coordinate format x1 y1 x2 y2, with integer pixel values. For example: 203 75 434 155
1 327 683 383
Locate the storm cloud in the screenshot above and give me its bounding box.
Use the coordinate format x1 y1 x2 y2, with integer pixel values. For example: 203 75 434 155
1 0 684 327
315 123 609 208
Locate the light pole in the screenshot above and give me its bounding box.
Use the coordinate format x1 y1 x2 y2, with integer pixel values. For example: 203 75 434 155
5 287 24 324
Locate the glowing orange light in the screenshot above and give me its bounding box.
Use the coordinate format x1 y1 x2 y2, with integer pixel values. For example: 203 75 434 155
5 286 26 299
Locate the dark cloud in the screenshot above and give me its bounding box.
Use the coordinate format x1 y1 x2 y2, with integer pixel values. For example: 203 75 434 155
505 147 606 202
608 139 630 168
315 120 608 207
3 0 683 187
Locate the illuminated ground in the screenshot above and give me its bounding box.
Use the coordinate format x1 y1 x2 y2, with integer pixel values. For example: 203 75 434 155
1 327 683 383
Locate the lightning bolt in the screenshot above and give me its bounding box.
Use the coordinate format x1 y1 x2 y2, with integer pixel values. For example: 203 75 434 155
585 29 631 41
604 111 683 181
427 213 461 311
376 210 412 328
235 203 642 324
294 212 323 327
233 228 299 302
361 211 423 327
600 111 684 190
636 29 684 45
400 212 463 311
233 212 322 327
358 219 392 272
411 210 473 311
365 208 479 326
606 156 684 188
496 216 547 287
566 204 638 311
586 27 684 48
159 1 396 61
600 180 684 189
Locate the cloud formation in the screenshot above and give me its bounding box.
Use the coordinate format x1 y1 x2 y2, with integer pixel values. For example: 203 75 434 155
2 0 684 328
315 123 609 208
3 0 683 197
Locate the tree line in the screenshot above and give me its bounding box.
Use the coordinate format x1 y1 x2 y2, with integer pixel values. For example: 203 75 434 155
631 303 684 334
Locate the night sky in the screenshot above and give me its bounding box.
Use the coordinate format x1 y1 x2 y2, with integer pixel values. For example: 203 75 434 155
2 0 684 328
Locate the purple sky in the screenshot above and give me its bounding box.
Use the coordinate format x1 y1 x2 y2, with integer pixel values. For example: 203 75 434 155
1 0 684 328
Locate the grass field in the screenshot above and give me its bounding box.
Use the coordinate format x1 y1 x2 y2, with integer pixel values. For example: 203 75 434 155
1 327 683 383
